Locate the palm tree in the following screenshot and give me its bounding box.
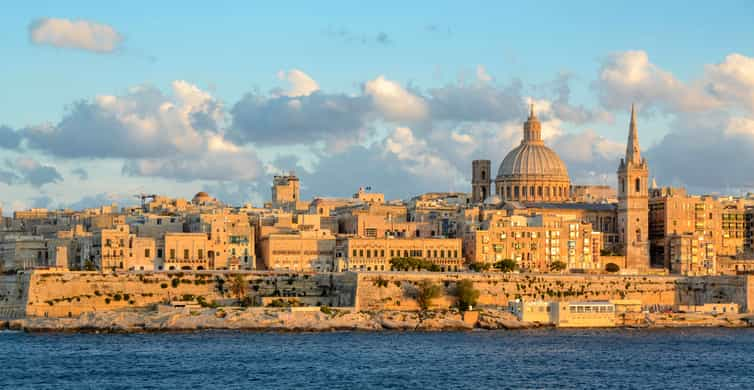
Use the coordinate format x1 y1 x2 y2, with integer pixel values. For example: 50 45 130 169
228 275 247 302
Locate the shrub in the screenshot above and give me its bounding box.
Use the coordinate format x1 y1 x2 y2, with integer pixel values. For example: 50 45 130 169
160 283 168 289
469 262 491 272
494 259 517 273
320 306 333 315
123 294 130 301
105 298 111 304
374 276 389 288
389 257 440 272
455 280 480 311
171 278 180 288
415 280 442 311
549 261 567 272
605 263 620 273
94 290 102 296
113 294 122 301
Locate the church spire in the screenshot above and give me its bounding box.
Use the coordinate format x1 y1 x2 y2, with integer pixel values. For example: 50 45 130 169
626 103 641 164
530 103 535 119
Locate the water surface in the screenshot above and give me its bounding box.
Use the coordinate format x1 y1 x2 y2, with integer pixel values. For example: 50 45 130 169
2 328 753 389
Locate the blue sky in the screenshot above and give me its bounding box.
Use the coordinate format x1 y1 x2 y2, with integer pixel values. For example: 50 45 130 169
1 1 754 213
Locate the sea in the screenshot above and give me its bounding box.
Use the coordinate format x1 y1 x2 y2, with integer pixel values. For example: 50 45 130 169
1 328 753 389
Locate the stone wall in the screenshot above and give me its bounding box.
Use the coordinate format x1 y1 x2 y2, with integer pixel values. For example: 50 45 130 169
356 273 682 311
675 275 754 312
22 270 357 318
0 272 30 318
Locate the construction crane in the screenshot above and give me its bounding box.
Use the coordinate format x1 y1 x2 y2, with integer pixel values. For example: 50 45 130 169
134 193 158 210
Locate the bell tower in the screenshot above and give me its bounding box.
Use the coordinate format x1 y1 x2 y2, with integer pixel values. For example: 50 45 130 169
617 104 650 270
471 160 491 203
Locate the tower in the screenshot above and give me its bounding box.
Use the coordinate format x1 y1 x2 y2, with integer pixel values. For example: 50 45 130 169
617 104 650 270
271 172 300 210
472 160 491 203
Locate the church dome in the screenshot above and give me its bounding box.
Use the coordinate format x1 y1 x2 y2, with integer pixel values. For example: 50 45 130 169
493 105 571 202
497 143 569 179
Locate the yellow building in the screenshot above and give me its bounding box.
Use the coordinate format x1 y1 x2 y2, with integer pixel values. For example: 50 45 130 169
259 230 335 272
162 233 211 270
508 300 553 323
337 237 464 272
551 301 616 328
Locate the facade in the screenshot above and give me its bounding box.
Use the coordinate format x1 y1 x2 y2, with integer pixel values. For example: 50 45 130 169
162 233 211 270
668 232 716 275
465 212 601 272
494 106 571 202
336 237 464 272
551 301 617 328
260 230 335 272
617 105 650 270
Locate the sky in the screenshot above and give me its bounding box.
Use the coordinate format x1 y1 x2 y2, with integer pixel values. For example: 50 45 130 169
1 1 754 214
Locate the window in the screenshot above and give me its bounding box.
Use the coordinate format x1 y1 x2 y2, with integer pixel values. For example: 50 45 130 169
184 249 189 260
635 178 641 193
440 250 445 258
353 249 357 257
145 248 151 258
481 170 486 180
169 249 175 260
157 249 163 258
198 249 204 260
366 250 371 258
380 250 385 257
359 249 364 257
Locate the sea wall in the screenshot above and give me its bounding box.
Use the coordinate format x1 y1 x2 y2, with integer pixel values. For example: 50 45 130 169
21 270 357 318
4 270 754 318
356 273 682 311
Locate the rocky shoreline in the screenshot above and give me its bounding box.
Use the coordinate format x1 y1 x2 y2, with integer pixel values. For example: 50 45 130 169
1 307 752 333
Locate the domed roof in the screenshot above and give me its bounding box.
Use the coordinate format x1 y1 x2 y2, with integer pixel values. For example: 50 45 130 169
193 191 209 199
497 143 569 179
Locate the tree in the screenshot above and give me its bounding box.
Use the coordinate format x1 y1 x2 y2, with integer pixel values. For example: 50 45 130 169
415 280 442 311
469 262 491 272
83 260 96 271
549 261 567 272
495 259 517 273
390 257 440 272
605 263 620 273
228 275 247 302
455 279 480 311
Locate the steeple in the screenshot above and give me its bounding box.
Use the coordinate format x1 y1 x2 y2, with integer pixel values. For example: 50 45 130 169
523 103 542 144
626 103 641 164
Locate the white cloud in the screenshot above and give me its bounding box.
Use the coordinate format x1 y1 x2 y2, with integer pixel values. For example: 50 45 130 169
29 18 122 53
594 50 718 113
704 53 754 112
364 76 428 122
276 69 320 97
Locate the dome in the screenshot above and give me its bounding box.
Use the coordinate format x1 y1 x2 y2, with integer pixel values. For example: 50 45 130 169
492 104 571 203
193 191 209 199
497 143 569 179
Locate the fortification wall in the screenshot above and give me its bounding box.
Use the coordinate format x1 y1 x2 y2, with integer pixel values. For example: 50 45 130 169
25 270 357 317
356 273 683 311
675 275 754 312
0 272 30 318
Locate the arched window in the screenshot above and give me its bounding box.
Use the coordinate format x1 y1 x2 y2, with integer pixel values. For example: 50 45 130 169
514 186 519 199
506 186 511 199
635 178 641 193
530 186 535 197
481 170 486 180
538 186 543 197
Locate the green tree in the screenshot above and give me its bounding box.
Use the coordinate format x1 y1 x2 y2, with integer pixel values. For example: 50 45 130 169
469 262 491 272
228 275 247 302
455 279 480 311
390 257 440 272
495 259 517 273
549 261 567 272
605 263 620 273
415 280 442 311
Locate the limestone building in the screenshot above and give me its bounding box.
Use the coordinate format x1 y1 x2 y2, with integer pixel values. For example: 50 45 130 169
617 105 650 270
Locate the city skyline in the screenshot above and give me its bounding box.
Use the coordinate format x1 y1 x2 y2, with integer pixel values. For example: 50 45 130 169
2 1 754 214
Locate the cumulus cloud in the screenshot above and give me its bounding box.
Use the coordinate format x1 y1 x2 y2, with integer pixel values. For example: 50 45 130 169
275 69 320 97
230 90 372 146
0 158 63 188
646 111 754 192
427 80 525 122
23 80 262 182
29 18 122 53
364 76 428 122
704 53 754 112
594 50 718 113
0 126 22 149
